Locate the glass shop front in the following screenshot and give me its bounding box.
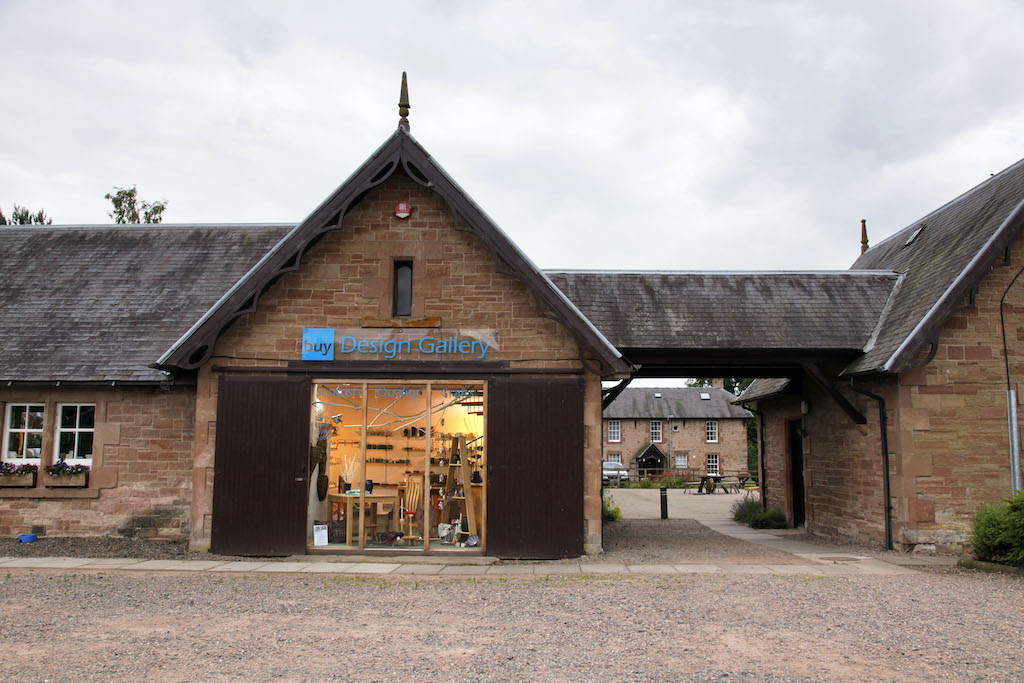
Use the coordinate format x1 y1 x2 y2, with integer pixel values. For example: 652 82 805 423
306 380 485 552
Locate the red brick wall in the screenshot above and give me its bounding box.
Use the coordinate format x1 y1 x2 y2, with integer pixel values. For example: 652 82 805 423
0 386 194 538
191 170 604 551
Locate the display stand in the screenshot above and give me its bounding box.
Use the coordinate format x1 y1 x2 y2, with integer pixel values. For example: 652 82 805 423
439 435 480 543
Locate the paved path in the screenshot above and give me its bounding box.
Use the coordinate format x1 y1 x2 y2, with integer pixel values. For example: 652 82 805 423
0 552 918 576
0 489 949 577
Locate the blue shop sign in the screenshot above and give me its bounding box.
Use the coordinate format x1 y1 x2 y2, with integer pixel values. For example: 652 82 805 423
299 328 493 361
302 328 335 360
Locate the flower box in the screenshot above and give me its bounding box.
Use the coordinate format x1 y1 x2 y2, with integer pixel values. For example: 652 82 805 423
45 472 88 488
0 472 36 488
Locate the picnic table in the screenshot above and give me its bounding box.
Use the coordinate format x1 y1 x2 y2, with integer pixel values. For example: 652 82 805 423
696 471 755 493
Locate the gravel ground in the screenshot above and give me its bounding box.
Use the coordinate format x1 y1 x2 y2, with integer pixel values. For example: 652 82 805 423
0 568 1022 681
575 518 806 565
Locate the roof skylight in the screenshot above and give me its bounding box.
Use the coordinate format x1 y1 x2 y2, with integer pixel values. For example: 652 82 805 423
699 392 711 400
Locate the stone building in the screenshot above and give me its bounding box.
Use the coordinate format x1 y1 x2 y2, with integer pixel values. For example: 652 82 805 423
4 79 1023 557
602 387 752 477
737 159 1024 552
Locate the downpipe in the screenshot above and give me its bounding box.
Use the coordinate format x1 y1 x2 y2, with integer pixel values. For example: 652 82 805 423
745 404 768 511
849 378 894 551
999 263 1024 494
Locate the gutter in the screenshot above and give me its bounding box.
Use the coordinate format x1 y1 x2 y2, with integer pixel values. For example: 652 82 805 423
849 378 894 550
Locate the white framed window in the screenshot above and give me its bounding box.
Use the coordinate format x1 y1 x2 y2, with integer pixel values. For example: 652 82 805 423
55 404 95 465
706 420 719 443
650 420 662 443
606 452 622 463
672 424 679 432
674 454 688 469
607 420 621 443
707 453 719 475
3 403 45 462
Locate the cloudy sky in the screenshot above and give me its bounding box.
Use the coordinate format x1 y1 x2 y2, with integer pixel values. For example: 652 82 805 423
3 1 1024 272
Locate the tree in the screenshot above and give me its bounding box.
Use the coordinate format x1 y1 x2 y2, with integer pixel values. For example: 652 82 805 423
105 186 167 224
0 204 52 225
686 377 753 395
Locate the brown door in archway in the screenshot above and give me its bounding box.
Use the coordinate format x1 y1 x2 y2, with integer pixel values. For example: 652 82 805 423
787 419 805 527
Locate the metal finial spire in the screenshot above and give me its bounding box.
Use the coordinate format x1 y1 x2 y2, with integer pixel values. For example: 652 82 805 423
398 72 410 131
861 219 869 254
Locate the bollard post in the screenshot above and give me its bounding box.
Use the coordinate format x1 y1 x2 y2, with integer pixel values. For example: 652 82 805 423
660 487 668 520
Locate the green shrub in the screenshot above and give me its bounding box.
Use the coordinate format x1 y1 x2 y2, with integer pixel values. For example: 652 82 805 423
602 494 622 522
749 508 788 529
732 499 761 524
972 492 1024 565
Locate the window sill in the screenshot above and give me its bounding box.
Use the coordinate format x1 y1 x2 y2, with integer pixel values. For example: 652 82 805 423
0 488 100 499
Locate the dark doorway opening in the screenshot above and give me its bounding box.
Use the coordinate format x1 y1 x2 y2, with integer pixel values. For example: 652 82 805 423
787 419 805 528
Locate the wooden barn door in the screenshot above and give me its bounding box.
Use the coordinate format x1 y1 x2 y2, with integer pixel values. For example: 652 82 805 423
487 377 584 559
211 376 311 556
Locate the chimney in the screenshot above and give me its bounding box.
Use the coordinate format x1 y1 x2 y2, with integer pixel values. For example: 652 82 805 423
711 378 725 389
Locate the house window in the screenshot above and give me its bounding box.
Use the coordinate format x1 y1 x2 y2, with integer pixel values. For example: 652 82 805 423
607 420 621 443
707 453 719 475
393 261 413 316
672 423 679 432
674 454 688 469
650 420 662 443
3 403 45 462
56 404 95 464
706 420 719 443
606 453 621 463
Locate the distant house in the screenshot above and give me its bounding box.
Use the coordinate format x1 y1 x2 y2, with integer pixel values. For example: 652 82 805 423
602 387 752 477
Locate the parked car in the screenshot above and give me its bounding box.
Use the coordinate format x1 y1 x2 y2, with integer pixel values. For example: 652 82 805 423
602 461 629 485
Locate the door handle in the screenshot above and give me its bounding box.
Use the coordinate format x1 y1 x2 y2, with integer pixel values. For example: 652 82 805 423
295 477 304 482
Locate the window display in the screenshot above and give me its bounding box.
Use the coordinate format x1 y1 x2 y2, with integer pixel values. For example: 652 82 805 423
309 381 485 551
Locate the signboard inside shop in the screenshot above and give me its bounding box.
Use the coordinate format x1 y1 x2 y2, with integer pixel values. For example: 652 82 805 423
301 328 496 361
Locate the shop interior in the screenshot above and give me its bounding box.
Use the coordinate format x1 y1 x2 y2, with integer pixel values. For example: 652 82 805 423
307 381 485 551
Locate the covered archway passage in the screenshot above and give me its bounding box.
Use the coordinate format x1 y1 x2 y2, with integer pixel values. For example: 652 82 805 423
548 270 900 531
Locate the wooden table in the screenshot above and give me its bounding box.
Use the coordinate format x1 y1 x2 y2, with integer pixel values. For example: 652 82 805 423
328 491 400 547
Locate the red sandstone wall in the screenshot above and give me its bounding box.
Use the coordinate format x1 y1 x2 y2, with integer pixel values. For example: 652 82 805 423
890 232 1024 549
190 170 605 551
0 386 194 538
758 233 1024 551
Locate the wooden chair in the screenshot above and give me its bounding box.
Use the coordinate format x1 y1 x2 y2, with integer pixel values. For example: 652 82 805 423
401 474 425 545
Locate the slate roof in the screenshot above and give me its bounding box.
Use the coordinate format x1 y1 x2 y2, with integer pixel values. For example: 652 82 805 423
0 224 291 382
547 271 899 352
845 157 1024 374
734 378 792 404
603 387 753 419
